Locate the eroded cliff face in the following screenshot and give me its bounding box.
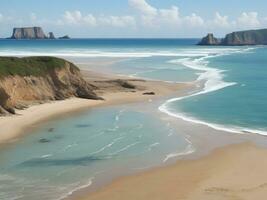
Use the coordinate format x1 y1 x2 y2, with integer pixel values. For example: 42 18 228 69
222 29 267 45
198 29 267 46
198 33 221 45
0 57 101 115
11 27 48 39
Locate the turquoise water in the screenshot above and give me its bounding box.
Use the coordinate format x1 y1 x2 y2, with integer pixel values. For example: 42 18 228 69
159 47 267 134
0 39 266 199
0 105 191 200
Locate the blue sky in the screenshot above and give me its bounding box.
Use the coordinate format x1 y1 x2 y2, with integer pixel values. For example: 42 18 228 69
0 0 267 38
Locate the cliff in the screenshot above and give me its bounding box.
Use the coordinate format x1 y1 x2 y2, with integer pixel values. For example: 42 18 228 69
0 57 101 115
48 32 56 39
198 28 267 46
8 27 69 40
198 33 221 45
10 27 48 39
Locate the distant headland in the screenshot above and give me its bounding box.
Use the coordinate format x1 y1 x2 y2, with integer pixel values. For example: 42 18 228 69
198 28 267 46
7 27 70 40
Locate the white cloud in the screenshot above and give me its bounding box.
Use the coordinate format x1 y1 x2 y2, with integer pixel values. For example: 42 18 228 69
185 13 204 27
129 0 204 28
159 6 180 24
63 10 96 26
61 10 135 28
129 0 157 16
236 12 260 28
213 12 230 28
99 16 136 27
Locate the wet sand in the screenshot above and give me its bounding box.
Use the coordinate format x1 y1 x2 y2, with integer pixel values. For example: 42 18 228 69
78 142 267 200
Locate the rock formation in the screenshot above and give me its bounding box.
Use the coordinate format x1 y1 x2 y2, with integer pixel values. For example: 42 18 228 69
10 27 48 39
48 32 56 39
0 57 102 115
198 33 221 45
198 29 267 46
8 27 69 40
59 35 70 39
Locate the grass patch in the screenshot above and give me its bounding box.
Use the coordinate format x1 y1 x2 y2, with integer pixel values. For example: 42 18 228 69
0 56 77 78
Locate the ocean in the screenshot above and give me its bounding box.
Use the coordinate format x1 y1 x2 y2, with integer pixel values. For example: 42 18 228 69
0 39 266 199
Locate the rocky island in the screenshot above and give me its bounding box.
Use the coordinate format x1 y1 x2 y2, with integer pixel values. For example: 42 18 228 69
0 57 101 115
198 28 267 46
8 27 70 40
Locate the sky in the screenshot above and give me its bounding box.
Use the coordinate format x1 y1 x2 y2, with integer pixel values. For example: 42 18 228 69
0 0 267 38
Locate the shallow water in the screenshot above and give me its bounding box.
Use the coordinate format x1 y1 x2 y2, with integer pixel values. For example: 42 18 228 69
0 104 191 200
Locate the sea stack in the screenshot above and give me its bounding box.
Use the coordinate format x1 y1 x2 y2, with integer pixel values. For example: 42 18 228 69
8 27 69 40
10 27 48 39
48 32 56 39
198 33 221 45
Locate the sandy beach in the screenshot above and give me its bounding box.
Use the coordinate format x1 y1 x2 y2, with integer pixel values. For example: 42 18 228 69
0 70 190 144
77 142 267 200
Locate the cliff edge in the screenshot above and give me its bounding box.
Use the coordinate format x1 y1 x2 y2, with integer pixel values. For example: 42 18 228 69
198 28 267 46
8 27 70 40
0 57 102 115
10 27 48 39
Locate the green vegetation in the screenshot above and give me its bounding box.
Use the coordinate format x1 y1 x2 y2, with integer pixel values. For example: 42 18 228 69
0 56 78 77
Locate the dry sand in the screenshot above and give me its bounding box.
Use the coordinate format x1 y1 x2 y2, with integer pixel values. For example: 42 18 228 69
78 142 267 200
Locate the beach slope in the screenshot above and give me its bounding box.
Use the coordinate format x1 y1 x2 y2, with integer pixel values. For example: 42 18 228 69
78 143 267 200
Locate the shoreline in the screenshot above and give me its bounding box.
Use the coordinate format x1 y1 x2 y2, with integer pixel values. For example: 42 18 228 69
1 64 266 200
0 70 192 144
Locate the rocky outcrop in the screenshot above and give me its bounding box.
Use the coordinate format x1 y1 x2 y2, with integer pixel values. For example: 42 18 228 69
59 35 70 39
198 29 267 46
48 32 56 39
198 33 221 45
10 27 48 39
0 57 102 115
8 27 69 40
221 29 267 45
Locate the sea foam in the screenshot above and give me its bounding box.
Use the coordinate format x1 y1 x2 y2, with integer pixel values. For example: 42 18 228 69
159 47 267 136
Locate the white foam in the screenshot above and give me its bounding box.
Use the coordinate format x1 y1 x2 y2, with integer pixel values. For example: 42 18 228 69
147 142 160 151
90 137 124 155
41 154 53 158
159 47 267 136
58 178 94 200
0 50 210 58
109 142 140 155
163 144 195 163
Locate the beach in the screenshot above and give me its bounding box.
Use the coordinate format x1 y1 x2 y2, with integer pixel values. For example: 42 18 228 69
76 142 267 200
1 68 266 200
0 40 266 200
0 70 191 144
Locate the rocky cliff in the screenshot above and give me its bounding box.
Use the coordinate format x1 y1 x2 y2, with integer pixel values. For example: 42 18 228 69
0 57 101 115
198 29 267 46
198 33 221 45
9 27 69 40
48 32 56 39
10 27 48 39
